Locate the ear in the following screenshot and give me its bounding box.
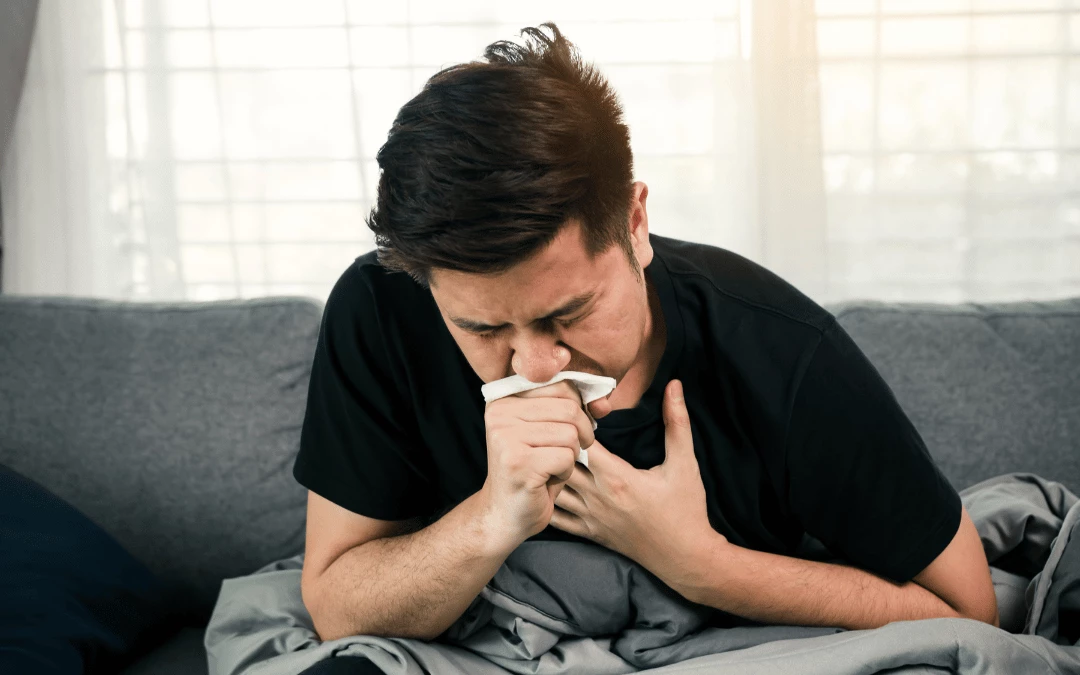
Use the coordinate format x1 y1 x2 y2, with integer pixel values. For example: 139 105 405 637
629 181 652 268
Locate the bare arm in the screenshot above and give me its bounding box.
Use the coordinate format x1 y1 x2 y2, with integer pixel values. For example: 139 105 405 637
673 509 998 631
301 489 518 642
678 538 960 630
302 380 596 643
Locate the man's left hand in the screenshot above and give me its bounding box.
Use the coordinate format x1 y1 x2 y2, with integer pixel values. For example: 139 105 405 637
549 379 724 588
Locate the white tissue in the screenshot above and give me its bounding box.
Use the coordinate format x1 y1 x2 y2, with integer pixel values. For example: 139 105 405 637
480 371 617 468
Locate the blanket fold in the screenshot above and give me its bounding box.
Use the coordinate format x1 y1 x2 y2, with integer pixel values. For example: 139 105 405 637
205 473 1080 674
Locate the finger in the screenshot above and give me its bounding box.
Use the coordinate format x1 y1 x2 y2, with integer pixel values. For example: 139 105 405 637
548 481 565 503
514 380 582 405
548 504 586 536
508 421 584 451
498 396 594 449
563 455 593 485
553 484 585 513
572 438 618 478
529 445 577 489
586 394 613 419
662 380 693 462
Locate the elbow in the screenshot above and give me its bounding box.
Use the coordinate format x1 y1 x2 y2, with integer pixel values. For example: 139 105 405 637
982 606 1001 629
300 570 442 643
970 590 1001 628
969 608 1001 629
955 600 1000 628
301 571 348 642
301 572 329 639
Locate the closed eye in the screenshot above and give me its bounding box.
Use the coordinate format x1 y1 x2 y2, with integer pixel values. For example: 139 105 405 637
451 292 595 337
475 314 583 339
541 314 586 332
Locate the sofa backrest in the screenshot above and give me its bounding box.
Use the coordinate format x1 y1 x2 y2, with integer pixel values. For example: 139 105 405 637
0 296 321 616
3 293 1078 616
828 297 1080 495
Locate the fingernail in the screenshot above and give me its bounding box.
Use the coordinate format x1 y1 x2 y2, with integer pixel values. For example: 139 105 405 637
672 380 683 401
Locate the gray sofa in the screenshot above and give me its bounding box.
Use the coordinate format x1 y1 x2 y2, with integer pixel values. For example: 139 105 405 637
1 293 1078 674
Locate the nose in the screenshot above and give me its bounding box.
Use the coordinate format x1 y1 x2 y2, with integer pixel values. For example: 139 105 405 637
511 330 571 383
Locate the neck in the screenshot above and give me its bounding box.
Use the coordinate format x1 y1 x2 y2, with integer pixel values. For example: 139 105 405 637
606 269 667 411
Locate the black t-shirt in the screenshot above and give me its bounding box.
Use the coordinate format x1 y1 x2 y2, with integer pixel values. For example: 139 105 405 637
293 234 962 585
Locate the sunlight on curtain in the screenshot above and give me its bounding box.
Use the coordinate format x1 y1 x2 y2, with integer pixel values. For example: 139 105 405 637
2 0 761 302
816 0 1080 301
2 0 1077 304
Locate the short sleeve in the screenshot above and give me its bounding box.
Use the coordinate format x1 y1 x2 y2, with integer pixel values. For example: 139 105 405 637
292 264 436 521
783 318 962 584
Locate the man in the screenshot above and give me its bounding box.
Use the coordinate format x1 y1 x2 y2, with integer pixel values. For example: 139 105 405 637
293 22 999 674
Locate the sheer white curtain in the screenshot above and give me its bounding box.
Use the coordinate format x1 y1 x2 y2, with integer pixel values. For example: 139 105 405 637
2 0 1075 304
816 0 1080 302
0 0 828 301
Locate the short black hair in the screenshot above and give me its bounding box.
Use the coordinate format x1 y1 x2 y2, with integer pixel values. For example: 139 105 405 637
366 22 637 287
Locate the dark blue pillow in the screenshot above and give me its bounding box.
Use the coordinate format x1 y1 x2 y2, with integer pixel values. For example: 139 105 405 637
0 464 184 674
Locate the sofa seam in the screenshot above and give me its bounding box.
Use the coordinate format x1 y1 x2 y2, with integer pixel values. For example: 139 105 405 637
833 307 1080 321
0 298 324 316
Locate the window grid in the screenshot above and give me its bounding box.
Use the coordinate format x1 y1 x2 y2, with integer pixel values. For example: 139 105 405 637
205 0 243 296
819 1 1080 302
104 1 1079 302
109 1 751 300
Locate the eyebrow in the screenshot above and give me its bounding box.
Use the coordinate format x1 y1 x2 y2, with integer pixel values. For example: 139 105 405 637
450 292 595 332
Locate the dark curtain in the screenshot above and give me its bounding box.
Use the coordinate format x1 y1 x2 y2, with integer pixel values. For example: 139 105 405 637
0 0 42 293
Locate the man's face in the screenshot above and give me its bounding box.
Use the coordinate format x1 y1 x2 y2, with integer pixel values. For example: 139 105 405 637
428 191 653 388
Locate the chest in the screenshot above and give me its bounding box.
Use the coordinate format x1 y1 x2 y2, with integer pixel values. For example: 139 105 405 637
415 387 804 555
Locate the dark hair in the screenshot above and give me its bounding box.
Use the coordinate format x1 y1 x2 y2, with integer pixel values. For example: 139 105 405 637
366 22 637 287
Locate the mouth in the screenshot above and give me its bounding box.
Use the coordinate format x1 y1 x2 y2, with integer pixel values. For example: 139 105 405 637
565 359 608 378
566 367 604 377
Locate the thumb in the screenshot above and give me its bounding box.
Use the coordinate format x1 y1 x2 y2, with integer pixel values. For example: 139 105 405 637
662 380 693 461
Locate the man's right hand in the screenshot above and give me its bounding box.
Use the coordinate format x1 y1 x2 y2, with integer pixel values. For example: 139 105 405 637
480 380 597 548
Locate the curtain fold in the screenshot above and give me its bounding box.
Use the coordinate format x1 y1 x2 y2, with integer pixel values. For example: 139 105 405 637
753 0 829 300
3 0 1076 303
1 1 108 296
0 0 39 161
0 0 42 292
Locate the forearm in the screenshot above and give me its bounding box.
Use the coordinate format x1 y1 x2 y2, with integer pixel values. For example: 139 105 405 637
675 536 962 631
307 490 519 642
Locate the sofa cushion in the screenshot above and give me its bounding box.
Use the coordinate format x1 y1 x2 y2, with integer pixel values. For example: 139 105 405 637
118 628 208 675
828 297 1080 494
0 296 322 615
0 463 183 674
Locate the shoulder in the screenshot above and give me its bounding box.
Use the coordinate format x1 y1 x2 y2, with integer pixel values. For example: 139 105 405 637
324 250 432 322
316 250 446 391
332 250 424 300
651 234 835 335
316 250 441 374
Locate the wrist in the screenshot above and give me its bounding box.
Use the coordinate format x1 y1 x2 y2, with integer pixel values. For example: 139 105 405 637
668 531 732 605
469 487 525 558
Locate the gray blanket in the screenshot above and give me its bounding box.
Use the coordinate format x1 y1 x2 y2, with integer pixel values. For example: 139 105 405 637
205 473 1080 674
